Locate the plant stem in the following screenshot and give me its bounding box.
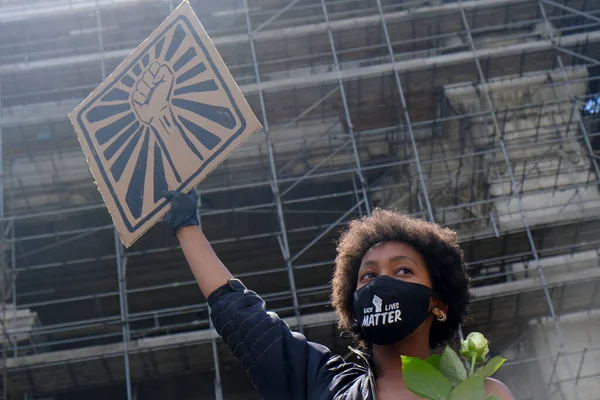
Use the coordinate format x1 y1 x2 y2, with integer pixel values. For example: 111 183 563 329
470 355 476 375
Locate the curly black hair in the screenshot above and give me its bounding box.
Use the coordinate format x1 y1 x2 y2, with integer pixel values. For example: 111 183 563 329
331 209 471 349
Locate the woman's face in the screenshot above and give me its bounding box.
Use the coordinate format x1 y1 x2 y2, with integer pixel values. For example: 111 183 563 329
356 241 432 291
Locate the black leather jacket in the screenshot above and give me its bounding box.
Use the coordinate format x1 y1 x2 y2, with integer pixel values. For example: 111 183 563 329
208 279 378 400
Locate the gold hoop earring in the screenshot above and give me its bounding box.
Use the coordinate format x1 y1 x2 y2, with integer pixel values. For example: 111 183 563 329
433 308 447 322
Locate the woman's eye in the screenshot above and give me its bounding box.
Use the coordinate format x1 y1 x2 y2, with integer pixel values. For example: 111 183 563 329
361 272 376 280
396 267 413 275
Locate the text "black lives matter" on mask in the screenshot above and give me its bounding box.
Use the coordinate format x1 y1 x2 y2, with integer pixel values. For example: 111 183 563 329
353 276 433 345
361 294 402 327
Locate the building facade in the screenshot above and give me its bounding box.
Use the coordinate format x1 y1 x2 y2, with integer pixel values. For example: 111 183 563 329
0 0 599 399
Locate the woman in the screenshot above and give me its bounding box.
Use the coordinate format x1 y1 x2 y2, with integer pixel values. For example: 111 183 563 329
164 190 514 400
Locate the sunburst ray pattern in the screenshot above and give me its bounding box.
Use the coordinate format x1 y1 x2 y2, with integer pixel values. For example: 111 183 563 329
73 12 250 236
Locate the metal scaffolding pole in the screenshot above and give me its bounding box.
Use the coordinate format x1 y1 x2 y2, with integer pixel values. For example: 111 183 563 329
10 177 600 280
242 0 303 332
95 3 132 397
320 0 371 216
209 317 223 400
456 1 580 398
115 230 133 400
196 189 223 400
0 92 594 215
537 3 600 394
8 214 600 328
541 0 600 23
0 76 16 399
0 83 15 399
374 0 435 222
0 74 6 400
252 0 303 34
0 76 2 222
9 222 15 358
0 0 559 77
374 0 460 337
95 6 106 82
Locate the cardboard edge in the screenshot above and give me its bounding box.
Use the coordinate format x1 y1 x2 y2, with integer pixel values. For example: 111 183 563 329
67 0 263 248
122 1 263 247
183 3 256 120
68 0 189 119
67 1 195 248
67 112 133 246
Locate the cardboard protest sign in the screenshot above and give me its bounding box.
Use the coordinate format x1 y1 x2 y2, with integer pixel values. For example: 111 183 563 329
69 1 262 247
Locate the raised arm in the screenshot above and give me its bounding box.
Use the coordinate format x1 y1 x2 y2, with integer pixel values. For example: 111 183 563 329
163 191 232 298
163 191 351 399
176 225 232 296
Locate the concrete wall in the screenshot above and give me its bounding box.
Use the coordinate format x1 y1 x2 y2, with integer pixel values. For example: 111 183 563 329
528 310 600 400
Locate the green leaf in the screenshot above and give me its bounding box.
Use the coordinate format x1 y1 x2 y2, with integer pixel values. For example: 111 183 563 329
448 375 485 400
402 355 452 400
440 347 468 386
485 395 500 400
474 356 506 378
425 354 442 371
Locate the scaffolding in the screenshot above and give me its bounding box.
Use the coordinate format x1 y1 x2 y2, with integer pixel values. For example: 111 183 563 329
0 0 599 399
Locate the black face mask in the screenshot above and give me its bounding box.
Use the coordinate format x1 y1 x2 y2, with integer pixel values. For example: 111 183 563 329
352 276 432 346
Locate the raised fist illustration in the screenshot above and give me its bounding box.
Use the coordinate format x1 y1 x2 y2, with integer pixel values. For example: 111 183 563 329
132 61 175 132
372 295 383 313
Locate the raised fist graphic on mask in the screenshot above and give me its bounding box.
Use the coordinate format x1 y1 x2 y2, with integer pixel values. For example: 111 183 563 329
373 295 383 313
132 61 177 136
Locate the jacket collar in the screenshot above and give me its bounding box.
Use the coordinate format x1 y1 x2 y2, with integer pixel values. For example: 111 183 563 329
347 347 378 400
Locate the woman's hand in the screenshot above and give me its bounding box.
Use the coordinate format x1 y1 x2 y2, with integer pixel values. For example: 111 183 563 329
163 190 200 236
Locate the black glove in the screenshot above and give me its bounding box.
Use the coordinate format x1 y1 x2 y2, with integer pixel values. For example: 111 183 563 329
163 190 199 236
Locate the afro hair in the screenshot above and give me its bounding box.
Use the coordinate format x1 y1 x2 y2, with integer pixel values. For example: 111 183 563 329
331 209 471 349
